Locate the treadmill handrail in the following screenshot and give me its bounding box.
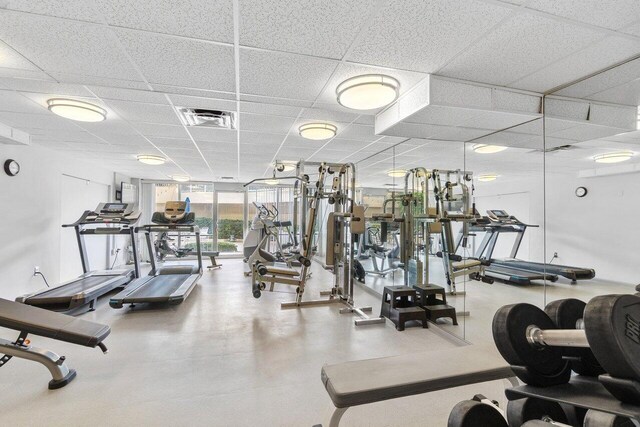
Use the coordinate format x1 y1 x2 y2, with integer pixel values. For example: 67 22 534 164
136 224 200 233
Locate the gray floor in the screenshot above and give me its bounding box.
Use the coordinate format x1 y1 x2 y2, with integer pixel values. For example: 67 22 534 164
0 259 509 427
2 259 633 426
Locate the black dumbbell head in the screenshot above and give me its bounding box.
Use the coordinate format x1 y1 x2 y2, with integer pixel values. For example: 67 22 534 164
584 294 640 382
493 304 569 385
545 298 605 377
448 400 507 427
507 398 568 427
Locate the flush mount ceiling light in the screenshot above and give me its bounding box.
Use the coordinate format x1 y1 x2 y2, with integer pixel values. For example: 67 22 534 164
264 178 279 185
299 122 337 140
593 151 634 164
137 154 166 165
170 175 190 182
387 169 406 178
472 144 508 154
477 174 499 182
275 161 297 172
336 74 400 110
47 98 106 122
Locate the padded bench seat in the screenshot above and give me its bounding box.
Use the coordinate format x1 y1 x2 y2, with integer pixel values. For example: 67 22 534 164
452 259 482 271
320 344 515 426
0 298 110 347
262 265 300 277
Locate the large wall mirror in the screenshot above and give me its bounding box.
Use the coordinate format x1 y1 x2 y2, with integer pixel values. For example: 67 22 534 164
356 138 468 341
543 58 640 307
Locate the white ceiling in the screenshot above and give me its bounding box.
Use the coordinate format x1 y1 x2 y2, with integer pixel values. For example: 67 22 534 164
0 0 638 185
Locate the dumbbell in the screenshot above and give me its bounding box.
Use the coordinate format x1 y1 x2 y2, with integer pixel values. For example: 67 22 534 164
544 298 605 377
492 294 640 397
448 396 572 427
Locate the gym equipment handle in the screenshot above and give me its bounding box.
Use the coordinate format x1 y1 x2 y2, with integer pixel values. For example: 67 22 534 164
526 326 590 348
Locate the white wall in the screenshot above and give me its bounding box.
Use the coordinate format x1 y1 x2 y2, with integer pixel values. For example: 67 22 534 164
474 171 640 285
0 144 115 299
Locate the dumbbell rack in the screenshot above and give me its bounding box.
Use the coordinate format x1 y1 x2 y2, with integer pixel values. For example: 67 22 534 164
505 376 640 422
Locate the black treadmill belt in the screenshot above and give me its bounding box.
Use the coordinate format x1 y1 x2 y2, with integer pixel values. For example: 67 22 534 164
486 265 556 284
124 274 191 300
494 260 595 280
26 275 118 304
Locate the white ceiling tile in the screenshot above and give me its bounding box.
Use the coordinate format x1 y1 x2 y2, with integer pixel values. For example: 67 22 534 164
511 36 640 92
51 73 150 90
239 102 301 118
0 111 79 131
240 48 337 100
168 94 237 112
2 0 106 22
239 0 370 59
0 12 142 80
239 94 313 108
188 126 237 143
149 137 195 149
524 0 640 30
101 0 233 43
153 85 236 100
554 57 640 98
0 67 51 80
440 13 603 86
199 141 237 154
299 107 359 123
105 100 181 125
0 39 41 72
116 29 236 92
240 113 296 134
347 0 513 73
239 131 286 146
77 117 140 136
89 87 168 104
337 123 377 141
0 78 92 97
133 122 188 138
587 78 640 106
0 90 47 114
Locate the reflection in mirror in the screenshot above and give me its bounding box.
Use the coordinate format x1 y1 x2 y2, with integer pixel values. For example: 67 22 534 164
462 118 545 342
356 139 468 340
544 58 640 309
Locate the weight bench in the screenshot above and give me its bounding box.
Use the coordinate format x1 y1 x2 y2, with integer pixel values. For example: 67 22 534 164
320 344 516 426
187 250 221 269
0 298 110 389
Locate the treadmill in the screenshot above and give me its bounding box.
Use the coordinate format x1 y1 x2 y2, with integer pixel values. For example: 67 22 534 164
17 203 141 314
467 210 594 285
110 201 203 308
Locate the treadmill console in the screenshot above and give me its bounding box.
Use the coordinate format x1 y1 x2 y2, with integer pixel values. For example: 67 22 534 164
83 202 140 223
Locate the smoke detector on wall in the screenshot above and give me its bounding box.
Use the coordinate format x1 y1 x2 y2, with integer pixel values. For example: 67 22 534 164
176 107 236 129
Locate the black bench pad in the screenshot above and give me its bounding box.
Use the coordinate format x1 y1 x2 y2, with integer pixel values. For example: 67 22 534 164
0 298 110 347
321 344 513 408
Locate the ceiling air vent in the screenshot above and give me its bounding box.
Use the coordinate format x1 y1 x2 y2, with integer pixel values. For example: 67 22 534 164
177 107 236 129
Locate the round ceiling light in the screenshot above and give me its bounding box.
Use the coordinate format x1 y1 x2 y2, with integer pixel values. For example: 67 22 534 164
170 175 190 182
472 144 508 154
137 154 166 165
477 174 499 182
336 74 400 110
299 123 337 140
264 178 279 185
593 151 634 164
387 169 406 178
47 98 106 122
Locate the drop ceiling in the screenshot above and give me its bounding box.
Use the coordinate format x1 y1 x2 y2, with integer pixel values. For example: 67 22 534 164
0 0 638 186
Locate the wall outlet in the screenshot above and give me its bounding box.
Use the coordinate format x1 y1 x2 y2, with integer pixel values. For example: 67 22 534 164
33 266 40 276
